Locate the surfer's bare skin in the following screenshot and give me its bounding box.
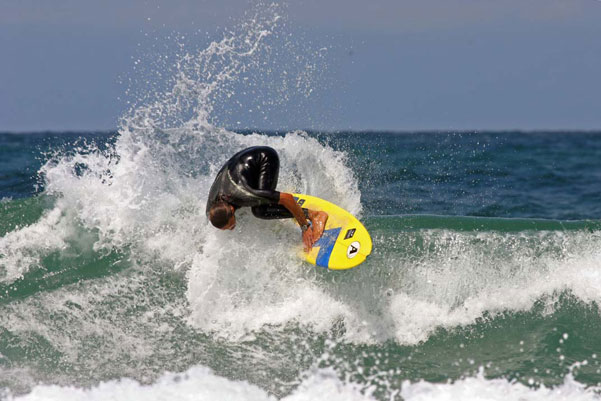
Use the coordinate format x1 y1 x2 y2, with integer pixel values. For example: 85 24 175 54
306 211 328 250
279 193 328 251
217 193 328 252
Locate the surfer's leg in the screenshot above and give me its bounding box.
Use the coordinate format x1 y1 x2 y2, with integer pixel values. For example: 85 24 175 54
307 210 328 243
251 149 320 230
251 148 285 219
252 204 292 219
256 147 280 191
252 205 310 220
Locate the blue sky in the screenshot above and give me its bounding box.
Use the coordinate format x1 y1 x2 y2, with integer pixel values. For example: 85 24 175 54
1 0 600 131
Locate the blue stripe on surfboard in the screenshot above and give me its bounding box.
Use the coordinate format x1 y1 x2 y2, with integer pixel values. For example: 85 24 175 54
314 227 341 268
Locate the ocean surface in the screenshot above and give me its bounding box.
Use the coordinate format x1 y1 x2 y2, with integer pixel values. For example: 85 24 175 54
2 5 601 400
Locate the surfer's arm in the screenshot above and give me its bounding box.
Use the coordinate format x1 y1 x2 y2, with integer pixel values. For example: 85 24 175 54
278 193 309 226
279 192 313 251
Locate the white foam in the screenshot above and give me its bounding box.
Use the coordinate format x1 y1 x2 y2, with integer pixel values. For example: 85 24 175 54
9 366 271 401
401 371 601 401
9 365 601 401
8 366 375 401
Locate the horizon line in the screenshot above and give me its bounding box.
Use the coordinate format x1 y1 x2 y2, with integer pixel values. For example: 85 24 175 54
2 128 601 135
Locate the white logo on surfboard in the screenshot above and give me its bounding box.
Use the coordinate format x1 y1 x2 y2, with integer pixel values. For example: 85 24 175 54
347 241 360 258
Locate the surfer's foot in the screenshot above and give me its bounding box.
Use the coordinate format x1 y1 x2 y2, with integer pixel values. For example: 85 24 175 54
308 211 328 245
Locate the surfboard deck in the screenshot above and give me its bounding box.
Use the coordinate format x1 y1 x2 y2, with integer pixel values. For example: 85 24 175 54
292 193 372 270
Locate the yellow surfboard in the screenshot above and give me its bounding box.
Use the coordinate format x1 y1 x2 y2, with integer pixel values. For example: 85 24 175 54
293 193 372 270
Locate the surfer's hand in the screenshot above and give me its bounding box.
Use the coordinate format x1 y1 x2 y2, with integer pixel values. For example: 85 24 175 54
302 229 314 252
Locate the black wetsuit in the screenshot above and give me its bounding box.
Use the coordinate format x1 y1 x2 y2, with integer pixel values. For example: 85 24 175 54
206 146 294 219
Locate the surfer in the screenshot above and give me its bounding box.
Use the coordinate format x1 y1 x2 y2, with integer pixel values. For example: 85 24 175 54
206 146 328 251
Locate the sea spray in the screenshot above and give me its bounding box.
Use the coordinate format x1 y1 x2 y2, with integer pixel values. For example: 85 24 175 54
0 2 363 395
